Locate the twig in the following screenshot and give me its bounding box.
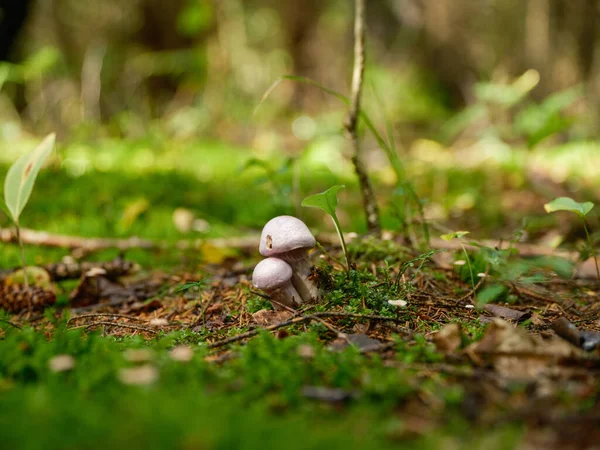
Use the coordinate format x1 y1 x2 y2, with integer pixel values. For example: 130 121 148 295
343 0 380 234
67 313 148 325
206 311 409 349
69 321 157 335
454 266 489 303
0 318 23 329
0 227 580 261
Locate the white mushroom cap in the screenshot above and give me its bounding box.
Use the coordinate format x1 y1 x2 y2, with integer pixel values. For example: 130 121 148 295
259 216 316 257
252 258 294 291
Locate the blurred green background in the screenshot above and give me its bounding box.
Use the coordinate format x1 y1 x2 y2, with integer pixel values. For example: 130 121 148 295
1 0 599 248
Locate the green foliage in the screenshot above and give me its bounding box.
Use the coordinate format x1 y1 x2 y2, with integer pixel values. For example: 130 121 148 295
440 231 470 241
3 133 55 224
545 196 598 279
515 86 582 147
302 185 349 272
544 197 594 218
175 279 210 293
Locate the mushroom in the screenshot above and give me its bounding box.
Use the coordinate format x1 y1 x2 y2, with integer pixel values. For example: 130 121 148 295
252 257 302 309
259 215 319 302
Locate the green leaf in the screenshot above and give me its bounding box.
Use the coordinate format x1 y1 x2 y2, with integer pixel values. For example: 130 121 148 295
544 197 594 218
3 133 55 223
476 284 507 307
440 231 470 241
301 185 345 216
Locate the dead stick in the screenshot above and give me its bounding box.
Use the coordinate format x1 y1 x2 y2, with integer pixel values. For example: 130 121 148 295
67 313 148 325
0 227 579 261
344 0 380 234
69 321 158 334
206 312 409 349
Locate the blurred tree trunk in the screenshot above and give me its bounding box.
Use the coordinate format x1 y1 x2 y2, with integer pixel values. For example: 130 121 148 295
0 0 31 60
276 0 324 109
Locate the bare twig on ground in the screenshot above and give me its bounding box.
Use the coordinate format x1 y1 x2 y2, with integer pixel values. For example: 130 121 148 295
206 311 410 349
67 313 148 325
344 0 380 234
69 320 158 335
0 227 580 262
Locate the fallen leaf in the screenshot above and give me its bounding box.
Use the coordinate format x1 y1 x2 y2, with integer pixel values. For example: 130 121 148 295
251 309 293 326
149 318 169 327
49 355 75 372
124 349 153 363
432 323 463 353
328 333 382 352
466 319 577 379
482 304 530 322
302 386 356 403
170 346 194 362
118 365 158 385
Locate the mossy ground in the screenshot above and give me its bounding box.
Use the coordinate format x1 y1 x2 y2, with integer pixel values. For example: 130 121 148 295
1 140 600 450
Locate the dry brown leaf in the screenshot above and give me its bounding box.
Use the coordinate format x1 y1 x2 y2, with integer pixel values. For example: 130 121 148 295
432 323 463 353
466 319 578 379
251 309 293 327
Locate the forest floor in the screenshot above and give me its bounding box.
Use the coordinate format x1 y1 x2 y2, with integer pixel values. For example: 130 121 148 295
1 141 600 450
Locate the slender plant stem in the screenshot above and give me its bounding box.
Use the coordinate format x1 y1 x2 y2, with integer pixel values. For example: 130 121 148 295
16 224 32 314
582 220 600 281
460 242 476 289
315 241 346 270
344 0 380 234
331 215 350 273
16 225 30 290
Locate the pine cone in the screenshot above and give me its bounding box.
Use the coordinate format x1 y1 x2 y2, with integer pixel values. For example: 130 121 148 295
0 283 56 313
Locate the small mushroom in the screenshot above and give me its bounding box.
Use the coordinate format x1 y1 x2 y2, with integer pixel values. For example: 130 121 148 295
252 257 302 309
259 215 319 302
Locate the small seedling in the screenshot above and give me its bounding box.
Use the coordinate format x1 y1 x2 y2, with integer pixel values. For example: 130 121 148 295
2 133 55 294
440 231 476 289
175 279 210 293
302 185 349 273
544 196 598 280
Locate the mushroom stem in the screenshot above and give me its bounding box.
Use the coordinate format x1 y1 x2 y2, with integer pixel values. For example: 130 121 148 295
279 248 320 302
270 283 302 310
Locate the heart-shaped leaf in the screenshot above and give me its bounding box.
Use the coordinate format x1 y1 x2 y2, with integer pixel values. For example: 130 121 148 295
440 231 470 241
544 197 594 218
4 133 55 223
301 185 345 216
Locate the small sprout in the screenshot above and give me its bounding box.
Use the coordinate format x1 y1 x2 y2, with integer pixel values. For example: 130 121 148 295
302 185 350 272
545 196 599 280
124 349 154 363
259 216 319 301
3 133 55 294
440 231 475 289
252 257 303 309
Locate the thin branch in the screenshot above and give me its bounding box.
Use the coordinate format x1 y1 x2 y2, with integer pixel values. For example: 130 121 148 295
206 311 409 350
343 0 380 234
67 313 148 325
69 321 158 335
